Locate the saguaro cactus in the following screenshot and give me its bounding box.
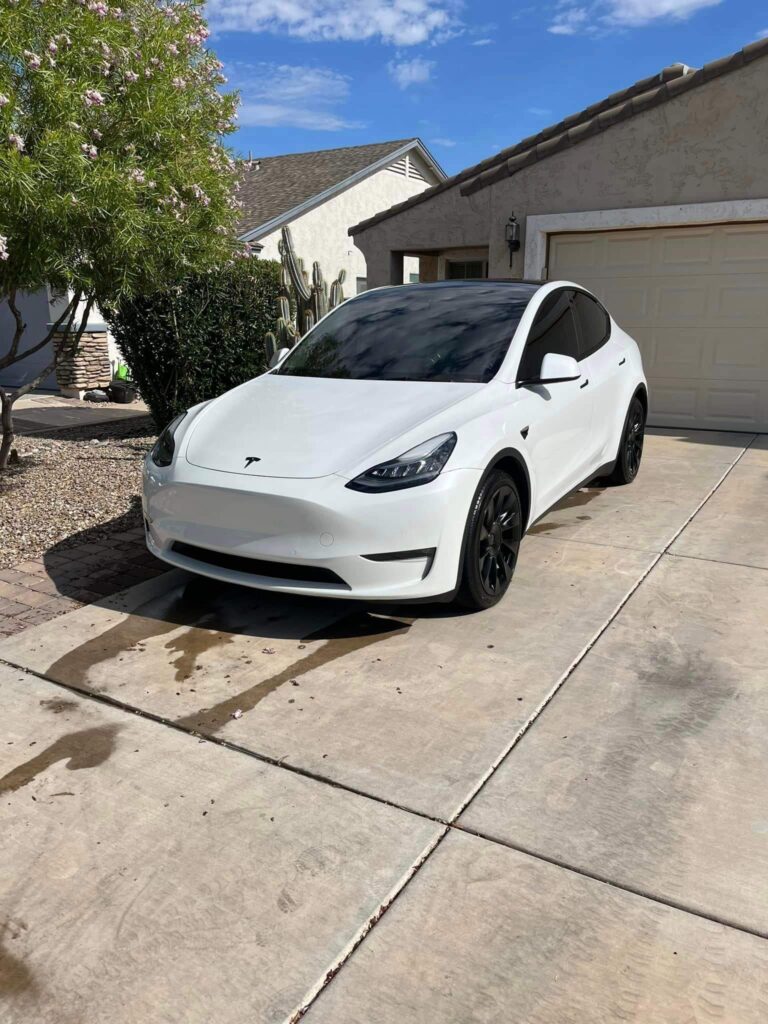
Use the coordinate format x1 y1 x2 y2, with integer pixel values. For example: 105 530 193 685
265 225 346 363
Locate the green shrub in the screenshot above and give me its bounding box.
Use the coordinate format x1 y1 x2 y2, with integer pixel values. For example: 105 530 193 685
106 257 281 428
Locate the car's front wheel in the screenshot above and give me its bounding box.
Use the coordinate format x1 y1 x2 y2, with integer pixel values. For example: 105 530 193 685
456 470 522 611
607 394 645 485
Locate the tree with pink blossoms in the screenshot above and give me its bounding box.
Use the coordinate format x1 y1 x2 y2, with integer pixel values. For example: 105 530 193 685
0 0 240 469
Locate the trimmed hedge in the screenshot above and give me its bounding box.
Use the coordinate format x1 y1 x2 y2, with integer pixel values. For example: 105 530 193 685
105 257 281 427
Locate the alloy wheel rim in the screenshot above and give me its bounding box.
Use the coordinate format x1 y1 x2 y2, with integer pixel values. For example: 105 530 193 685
478 485 521 596
626 405 644 478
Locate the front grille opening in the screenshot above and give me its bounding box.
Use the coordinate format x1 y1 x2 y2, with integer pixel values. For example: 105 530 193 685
171 541 349 588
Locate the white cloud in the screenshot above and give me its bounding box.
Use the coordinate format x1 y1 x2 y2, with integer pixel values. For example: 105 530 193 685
548 6 589 33
207 0 462 45
387 57 436 88
549 0 721 34
230 63 362 130
527 106 552 117
472 38 494 45
756 27 768 39
605 0 721 26
430 136 456 146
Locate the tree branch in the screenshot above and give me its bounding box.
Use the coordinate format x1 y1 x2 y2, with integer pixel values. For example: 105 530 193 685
0 291 81 371
5 290 26 365
12 296 92 403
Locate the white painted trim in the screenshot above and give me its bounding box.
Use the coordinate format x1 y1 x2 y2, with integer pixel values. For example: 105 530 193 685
524 199 768 279
239 140 447 243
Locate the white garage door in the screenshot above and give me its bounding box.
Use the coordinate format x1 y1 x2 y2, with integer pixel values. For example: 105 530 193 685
548 223 768 431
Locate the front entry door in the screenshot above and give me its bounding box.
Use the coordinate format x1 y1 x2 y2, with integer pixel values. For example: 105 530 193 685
515 289 593 514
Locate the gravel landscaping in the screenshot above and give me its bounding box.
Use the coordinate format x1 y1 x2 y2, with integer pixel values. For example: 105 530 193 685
0 416 156 569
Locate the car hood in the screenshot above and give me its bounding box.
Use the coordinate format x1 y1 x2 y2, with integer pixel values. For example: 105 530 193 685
184 374 483 478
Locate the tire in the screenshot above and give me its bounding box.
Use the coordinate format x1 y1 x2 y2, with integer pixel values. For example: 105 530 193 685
606 395 645 485
456 470 523 611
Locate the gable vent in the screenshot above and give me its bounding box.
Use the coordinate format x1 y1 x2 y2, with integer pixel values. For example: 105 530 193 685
388 153 430 181
408 158 427 182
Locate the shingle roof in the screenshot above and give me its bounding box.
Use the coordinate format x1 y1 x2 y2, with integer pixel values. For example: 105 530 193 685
349 37 768 235
236 139 420 238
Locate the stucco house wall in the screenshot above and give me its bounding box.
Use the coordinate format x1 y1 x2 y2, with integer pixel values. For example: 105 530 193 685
353 54 768 286
0 289 56 389
256 159 435 288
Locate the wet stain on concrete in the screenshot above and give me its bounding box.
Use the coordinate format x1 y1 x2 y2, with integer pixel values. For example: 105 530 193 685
164 625 235 683
45 579 250 691
528 521 564 535
586 642 737 871
528 487 604 534
175 612 413 734
39 698 78 715
0 920 35 998
0 725 121 795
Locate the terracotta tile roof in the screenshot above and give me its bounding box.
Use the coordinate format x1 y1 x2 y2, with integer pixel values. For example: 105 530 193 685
462 38 768 196
349 37 768 235
236 139 418 238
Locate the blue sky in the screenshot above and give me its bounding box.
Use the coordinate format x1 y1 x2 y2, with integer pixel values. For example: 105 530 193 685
205 0 768 175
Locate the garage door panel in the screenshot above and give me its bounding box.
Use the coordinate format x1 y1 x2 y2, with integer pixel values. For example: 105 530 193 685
647 382 699 424
657 284 709 319
648 328 710 377
548 236 600 272
660 229 714 266
704 386 763 425
712 330 768 373
721 225 768 264
603 233 653 269
600 286 650 321
647 379 767 430
549 222 768 430
716 284 768 319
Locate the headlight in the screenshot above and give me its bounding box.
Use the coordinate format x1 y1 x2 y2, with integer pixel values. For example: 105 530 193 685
150 413 186 467
347 432 457 493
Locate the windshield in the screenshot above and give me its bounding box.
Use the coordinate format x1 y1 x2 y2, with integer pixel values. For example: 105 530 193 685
276 282 538 383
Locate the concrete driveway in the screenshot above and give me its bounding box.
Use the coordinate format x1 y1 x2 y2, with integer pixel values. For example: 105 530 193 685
2 430 767 1023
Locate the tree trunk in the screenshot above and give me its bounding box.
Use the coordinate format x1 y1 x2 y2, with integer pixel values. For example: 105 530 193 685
0 388 15 470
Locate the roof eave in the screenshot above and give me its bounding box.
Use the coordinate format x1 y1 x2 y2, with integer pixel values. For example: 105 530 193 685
239 139 447 243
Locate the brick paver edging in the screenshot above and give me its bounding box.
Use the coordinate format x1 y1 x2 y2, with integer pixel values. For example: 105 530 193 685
0 528 165 638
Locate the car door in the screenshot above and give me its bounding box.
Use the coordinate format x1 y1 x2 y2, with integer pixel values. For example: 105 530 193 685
572 290 621 466
515 288 594 514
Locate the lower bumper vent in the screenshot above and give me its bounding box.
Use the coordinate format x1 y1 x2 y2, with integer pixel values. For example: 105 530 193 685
171 541 349 588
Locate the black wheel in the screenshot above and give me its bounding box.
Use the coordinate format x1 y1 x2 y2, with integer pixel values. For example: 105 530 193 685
607 395 645 485
456 471 523 611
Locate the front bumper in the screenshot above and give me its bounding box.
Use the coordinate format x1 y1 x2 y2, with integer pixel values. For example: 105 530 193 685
143 459 481 600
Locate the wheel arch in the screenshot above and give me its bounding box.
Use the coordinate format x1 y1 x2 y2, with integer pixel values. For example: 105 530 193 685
484 447 532 532
633 383 649 417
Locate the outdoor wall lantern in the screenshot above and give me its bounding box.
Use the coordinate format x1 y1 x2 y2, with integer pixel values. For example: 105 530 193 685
505 213 521 266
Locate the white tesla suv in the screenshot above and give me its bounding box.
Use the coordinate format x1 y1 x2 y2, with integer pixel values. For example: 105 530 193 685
143 280 647 610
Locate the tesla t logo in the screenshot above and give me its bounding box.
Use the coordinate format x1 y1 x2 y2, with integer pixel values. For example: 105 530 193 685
244 456 261 468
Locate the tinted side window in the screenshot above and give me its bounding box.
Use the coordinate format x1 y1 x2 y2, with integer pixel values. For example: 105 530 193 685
573 291 610 358
517 290 578 381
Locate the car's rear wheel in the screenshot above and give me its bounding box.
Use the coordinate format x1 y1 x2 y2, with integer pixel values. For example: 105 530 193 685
456 470 522 611
607 395 645 485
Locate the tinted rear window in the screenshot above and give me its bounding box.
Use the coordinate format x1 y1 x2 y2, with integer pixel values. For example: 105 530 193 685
276 283 538 384
573 291 610 358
